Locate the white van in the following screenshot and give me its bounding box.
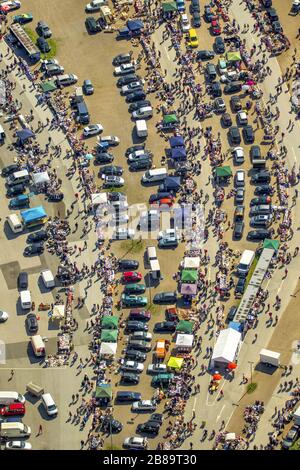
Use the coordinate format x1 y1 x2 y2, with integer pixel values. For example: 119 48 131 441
147 246 157 262
86 0 108 12
7 169 30 186
142 168 167 184
0 391 26 405
20 290 31 310
0 124 6 143
136 119 148 138
41 269 55 288
6 214 23 233
30 335 46 357
237 249 255 277
0 422 31 439
41 393 58 416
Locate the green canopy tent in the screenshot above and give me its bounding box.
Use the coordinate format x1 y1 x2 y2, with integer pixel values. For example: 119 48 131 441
101 329 118 342
181 269 198 282
101 315 118 330
163 114 178 124
176 320 194 334
226 51 242 62
263 239 280 251
40 80 57 93
95 384 112 399
162 1 177 12
215 166 232 178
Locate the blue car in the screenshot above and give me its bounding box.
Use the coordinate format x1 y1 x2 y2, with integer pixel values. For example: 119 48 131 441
177 0 186 12
9 194 30 209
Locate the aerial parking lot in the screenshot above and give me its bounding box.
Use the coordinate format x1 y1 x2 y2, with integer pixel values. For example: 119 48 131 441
0 0 300 453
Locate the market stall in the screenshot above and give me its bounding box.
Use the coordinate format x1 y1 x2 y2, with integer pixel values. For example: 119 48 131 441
180 283 197 296
183 257 200 269
100 329 118 342
181 269 198 283
94 383 112 407
99 342 117 357
32 171 50 186
211 328 242 368
101 315 118 330
176 320 194 335
175 333 194 353
167 356 184 370
51 304 65 322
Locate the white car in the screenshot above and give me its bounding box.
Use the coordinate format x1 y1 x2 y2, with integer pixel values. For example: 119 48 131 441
0 1 21 11
147 363 167 374
181 13 190 32
100 135 120 146
235 169 245 187
114 63 136 76
56 74 78 86
103 175 124 187
220 70 239 83
86 0 107 12
128 149 149 160
121 80 144 95
83 124 103 137
131 400 157 412
0 310 9 323
123 436 148 450
5 441 32 450
237 111 248 126
121 360 144 373
132 106 153 120
41 59 59 68
114 228 135 239
232 146 245 164
130 331 152 341
157 229 177 240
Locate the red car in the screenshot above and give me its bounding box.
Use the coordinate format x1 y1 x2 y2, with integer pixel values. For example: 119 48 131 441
122 271 143 283
211 20 221 35
0 403 25 416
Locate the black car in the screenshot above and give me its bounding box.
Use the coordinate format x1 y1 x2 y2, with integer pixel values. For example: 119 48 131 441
226 306 237 322
137 421 160 436
149 192 172 203
6 184 26 197
153 292 177 304
94 153 114 164
262 0 272 7
266 7 278 21
192 11 201 27
129 159 152 171
85 16 101 33
214 36 225 53
118 259 139 271
204 5 214 21
211 82 222 97
282 424 300 450
126 90 147 103
254 185 273 195
99 165 123 176
233 220 244 239
126 321 148 332
154 321 177 332
1 164 20 177
120 372 140 385
250 145 262 160
196 50 215 61
149 413 164 425
228 126 241 144
125 349 147 362
235 278 246 297
107 192 126 202
250 196 271 206
230 95 242 112
247 229 271 240
251 171 271 184
272 21 282 33
221 113 232 127
18 271 28 290
36 21 52 38
117 74 139 87
190 0 200 12
26 313 38 333
214 97 226 113
128 101 151 113
37 37 51 53
116 391 142 402
27 230 48 243
242 125 255 144
24 243 44 256
113 53 133 66
224 82 242 94
100 417 123 434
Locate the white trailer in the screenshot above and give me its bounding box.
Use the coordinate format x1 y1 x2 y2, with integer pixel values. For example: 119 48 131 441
259 348 280 367
136 120 148 138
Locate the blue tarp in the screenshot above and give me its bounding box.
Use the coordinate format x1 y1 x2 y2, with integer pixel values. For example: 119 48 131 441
127 19 144 31
169 136 185 148
16 128 35 143
171 148 187 160
118 26 130 36
164 176 181 189
229 321 243 333
21 206 47 224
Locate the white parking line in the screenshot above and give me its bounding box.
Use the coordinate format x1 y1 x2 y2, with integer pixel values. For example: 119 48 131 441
276 279 285 295
216 404 226 422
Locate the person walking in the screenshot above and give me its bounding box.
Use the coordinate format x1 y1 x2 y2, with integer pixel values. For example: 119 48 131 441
37 424 43 436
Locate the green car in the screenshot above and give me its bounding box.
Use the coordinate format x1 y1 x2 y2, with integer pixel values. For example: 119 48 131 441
124 283 146 294
151 373 174 388
121 294 148 307
13 13 33 24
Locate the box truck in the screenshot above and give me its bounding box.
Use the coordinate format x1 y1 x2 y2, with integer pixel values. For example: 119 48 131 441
259 348 280 367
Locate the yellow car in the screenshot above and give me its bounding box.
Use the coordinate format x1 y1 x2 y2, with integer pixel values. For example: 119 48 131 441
188 28 198 48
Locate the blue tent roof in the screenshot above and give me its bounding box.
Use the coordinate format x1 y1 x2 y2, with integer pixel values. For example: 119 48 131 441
21 206 47 224
229 321 243 333
164 176 181 188
127 19 143 31
171 148 187 160
16 128 35 143
169 136 185 148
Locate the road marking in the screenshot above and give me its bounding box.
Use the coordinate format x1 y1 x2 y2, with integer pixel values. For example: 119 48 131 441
216 404 226 422
277 279 284 295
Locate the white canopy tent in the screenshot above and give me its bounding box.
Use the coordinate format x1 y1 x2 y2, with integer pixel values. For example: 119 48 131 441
52 305 65 320
176 333 194 350
32 171 50 185
211 328 242 366
183 257 200 269
100 342 117 356
91 192 108 206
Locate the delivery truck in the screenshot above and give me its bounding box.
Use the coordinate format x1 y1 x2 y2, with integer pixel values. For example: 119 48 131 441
259 348 280 367
136 120 148 138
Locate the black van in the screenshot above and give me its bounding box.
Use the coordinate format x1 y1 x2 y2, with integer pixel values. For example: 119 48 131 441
85 17 100 34
77 101 90 124
206 63 217 82
252 159 266 169
116 391 142 402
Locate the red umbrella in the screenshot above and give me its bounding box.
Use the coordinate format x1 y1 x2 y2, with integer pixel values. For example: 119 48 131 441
228 362 237 370
213 374 222 381
0 5 10 11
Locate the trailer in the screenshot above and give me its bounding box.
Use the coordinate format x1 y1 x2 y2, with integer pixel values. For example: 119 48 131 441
9 23 40 63
259 348 280 367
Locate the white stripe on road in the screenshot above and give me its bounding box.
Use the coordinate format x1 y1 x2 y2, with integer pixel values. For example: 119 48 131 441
216 404 226 422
